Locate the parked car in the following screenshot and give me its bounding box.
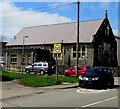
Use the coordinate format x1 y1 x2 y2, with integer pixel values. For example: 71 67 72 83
25 61 55 75
64 66 85 76
79 67 114 88
80 65 90 71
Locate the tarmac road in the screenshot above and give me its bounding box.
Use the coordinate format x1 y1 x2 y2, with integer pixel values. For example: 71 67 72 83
2 86 119 108
1 77 120 108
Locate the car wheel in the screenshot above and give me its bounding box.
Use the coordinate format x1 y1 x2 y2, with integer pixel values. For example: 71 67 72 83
40 70 45 75
65 73 70 76
109 80 114 88
79 81 84 88
98 82 103 89
99 83 106 89
26 69 30 74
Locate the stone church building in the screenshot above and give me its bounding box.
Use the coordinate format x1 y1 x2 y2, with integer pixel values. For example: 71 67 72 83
4 11 119 71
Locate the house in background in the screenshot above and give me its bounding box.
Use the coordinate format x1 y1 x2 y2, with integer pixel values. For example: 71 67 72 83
5 11 119 72
0 42 7 64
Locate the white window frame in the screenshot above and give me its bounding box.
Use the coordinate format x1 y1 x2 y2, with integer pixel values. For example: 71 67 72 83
72 45 87 59
73 46 76 58
27 54 31 64
0 55 4 63
10 54 17 64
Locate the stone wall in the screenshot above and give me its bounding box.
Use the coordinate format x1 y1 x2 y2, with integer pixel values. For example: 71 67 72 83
57 44 94 74
112 67 120 77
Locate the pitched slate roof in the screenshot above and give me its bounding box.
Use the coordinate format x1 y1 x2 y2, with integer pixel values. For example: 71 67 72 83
7 19 103 46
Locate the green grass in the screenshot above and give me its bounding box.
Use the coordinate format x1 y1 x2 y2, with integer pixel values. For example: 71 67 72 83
1 70 30 79
19 76 57 87
1 71 79 87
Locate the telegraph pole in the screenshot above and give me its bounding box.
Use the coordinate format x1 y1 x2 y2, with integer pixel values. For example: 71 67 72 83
76 1 80 77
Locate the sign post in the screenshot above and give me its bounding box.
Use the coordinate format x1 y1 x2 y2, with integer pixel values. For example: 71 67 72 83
54 44 61 84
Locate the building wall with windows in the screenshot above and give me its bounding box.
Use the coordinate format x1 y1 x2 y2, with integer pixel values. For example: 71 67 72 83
5 43 94 71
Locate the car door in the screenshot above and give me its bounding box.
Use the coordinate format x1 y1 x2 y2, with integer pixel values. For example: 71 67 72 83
37 63 42 72
32 63 38 72
78 67 85 75
71 67 77 76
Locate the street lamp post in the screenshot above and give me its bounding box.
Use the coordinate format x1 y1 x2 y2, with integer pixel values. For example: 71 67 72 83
21 36 28 73
61 40 64 65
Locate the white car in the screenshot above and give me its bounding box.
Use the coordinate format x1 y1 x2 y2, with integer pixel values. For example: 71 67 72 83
25 62 48 75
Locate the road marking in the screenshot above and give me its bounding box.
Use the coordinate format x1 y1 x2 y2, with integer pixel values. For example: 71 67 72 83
63 89 72 91
81 96 117 107
76 88 110 93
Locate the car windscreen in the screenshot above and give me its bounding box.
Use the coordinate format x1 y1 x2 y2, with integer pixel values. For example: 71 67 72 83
107 68 112 74
72 67 82 70
85 68 101 75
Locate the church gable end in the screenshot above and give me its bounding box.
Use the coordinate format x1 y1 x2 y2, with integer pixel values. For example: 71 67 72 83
93 11 118 67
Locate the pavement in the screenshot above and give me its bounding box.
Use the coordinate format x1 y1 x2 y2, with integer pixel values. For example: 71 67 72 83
0 80 78 101
0 77 119 101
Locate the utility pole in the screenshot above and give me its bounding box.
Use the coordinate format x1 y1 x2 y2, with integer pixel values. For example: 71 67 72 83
76 1 80 77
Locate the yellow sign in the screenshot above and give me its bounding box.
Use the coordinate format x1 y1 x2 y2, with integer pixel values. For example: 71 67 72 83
54 44 61 54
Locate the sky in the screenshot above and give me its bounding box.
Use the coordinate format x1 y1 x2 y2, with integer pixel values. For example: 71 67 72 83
0 0 119 41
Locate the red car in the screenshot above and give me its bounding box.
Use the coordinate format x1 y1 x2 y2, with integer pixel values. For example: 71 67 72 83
80 65 90 71
64 66 85 76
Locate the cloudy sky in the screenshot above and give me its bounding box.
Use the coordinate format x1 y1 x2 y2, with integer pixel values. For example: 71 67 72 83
0 0 119 41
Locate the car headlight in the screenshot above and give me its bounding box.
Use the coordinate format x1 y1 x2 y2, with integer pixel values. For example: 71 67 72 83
79 76 83 80
92 77 99 80
84 77 88 80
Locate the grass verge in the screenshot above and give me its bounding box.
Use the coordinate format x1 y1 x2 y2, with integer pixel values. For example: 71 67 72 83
1 71 78 87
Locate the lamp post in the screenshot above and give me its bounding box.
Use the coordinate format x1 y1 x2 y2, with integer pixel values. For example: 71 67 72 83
21 36 28 73
61 40 64 65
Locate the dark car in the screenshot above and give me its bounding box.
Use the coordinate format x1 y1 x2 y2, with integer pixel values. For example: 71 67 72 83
79 67 114 88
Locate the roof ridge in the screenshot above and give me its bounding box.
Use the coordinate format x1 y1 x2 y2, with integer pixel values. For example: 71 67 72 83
24 21 76 29
23 19 103 29
80 19 102 23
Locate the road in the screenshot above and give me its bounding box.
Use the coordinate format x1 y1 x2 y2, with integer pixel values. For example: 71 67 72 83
2 85 119 108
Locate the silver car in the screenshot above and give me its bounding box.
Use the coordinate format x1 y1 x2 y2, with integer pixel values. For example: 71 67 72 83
25 62 48 75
